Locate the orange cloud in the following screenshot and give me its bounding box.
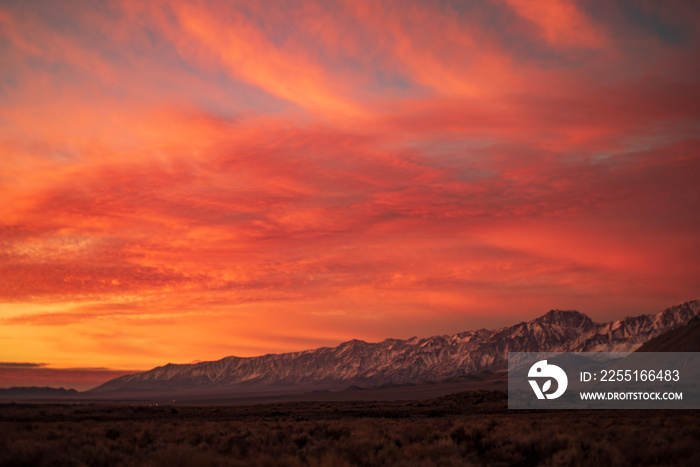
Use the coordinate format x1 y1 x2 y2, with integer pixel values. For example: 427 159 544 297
119 1 367 118
502 0 607 49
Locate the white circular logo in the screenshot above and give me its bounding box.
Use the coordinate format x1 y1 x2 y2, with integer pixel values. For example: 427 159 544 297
528 359 568 400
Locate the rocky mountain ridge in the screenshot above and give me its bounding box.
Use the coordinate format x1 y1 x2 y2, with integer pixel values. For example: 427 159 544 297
93 300 699 393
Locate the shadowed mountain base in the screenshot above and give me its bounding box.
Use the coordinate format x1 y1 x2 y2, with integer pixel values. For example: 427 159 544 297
636 315 700 352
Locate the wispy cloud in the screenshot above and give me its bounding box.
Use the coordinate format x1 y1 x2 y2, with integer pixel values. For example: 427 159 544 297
0 362 48 369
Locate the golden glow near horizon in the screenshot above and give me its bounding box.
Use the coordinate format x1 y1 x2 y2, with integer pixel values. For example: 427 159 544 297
1 0 699 389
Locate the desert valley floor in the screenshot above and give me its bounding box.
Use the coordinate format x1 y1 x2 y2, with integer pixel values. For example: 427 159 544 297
2 390 699 467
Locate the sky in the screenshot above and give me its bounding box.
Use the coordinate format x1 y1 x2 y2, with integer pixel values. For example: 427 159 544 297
1 0 699 390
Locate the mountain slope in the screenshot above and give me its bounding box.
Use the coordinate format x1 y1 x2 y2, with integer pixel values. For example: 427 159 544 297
93 300 699 393
636 314 700 352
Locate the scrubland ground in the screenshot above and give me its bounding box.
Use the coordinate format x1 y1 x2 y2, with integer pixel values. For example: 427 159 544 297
1 391 698 466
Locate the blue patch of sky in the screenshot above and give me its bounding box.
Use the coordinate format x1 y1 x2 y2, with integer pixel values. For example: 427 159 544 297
405 138 498 182
365 68 429 99
584 0 696 47
0 54 18 100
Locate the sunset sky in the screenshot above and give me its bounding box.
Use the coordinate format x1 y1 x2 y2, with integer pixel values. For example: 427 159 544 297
1 0 699 390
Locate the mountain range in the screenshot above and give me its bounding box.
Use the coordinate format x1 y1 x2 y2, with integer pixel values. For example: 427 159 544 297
0 387 79 399
92 300 699 394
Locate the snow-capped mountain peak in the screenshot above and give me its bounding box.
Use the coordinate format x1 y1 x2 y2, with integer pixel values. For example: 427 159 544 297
93 300 699 393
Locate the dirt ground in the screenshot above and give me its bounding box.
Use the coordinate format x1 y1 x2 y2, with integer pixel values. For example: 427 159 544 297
1 390 698 466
